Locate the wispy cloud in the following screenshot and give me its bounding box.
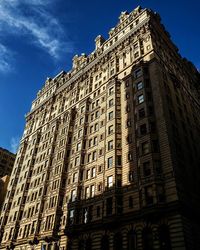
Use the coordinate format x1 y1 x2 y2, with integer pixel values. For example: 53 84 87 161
0 0 73 71
0 44 13 73
10 136 20 154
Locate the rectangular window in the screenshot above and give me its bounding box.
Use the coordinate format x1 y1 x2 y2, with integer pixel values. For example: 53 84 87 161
109 87 114 95
85 187 90 199
138 94 144 104
73 173 78 182
90 185 95 197
108 125 113 134
88 153 91 163
108 111 114 120
142 142 150 154
143 162 151 176
91 167 96 178
107 157 113 168
71 189 76 202
140 124 147 135
75 157 80 166
76 142 81 151
109 99 114 107
106 197 113 215
134 68 142 78
92 151 97 161
137 81 143 90
93 137 98 145
86 169 90 179
145 186 153 205
89 139 92 147
108 140 113 150
107 176 113 188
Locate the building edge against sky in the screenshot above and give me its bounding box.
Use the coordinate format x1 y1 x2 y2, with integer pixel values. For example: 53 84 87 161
0 6 200 250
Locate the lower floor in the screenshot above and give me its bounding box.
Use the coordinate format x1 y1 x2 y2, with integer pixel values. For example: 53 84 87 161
1 212 200 250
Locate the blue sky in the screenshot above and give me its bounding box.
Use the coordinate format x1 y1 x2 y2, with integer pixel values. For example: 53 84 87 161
0 0 200 153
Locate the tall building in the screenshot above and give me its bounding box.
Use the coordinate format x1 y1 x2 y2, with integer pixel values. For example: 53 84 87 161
0 6 200 250
0 148 15 178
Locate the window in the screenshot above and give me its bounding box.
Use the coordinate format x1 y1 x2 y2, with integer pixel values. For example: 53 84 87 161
129 196 133 208
71 189 76 202
143 162 151 176
133 43 138 49
86 169 90 179
95 111 100 118
138 94 144 104
145 186 153 205
127 119 131 127
94 123 99 131
73 173 78 183
80 118 84 125
76 142 81 151
69 209 74 224
154 160 162 175
157 185 165 202
106 197 113 215
134 68 142 78
139 108 145 118
109 87 114 95
89 139 92 147
127 230 136 250
128 152 133 161
109 99 114 107
75 157 80 166
91 113 94 121
92 151 97 161
147 45 151 50
108 111 114 120
107 157 113 168
85 187 90 199
81 106 85 113
158 225 172 250
88 153 91 163
134 51 139 58
108 140 113 150
91 167 96 178
108 125 113 134
140 124 147 135
90 126 93 133
142 142 150 154
142 228 154 250
90 185 95 197
78 129 82 138
127 134 132 143
107 176 113 188
93 137 98 145
137 81 143 90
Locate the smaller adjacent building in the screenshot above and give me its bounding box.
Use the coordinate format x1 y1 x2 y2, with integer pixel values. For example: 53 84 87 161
0 176 10 211
0 148 15 212
0 147 15 178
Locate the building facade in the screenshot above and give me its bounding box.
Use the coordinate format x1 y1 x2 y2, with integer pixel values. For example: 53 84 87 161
0 148 15 178
0 176 10 211
0 6 200 250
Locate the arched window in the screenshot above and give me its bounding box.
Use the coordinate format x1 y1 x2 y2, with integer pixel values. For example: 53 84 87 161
142 227 154 250
78 239 84 250
127 230 136 250
101 235 109 250
159 225 171 250
85 238 92 250
113 232 123 250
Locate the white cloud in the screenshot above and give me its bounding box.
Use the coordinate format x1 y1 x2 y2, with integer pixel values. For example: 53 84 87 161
10 136 20 154
0 44 12 73
0 0 73 67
